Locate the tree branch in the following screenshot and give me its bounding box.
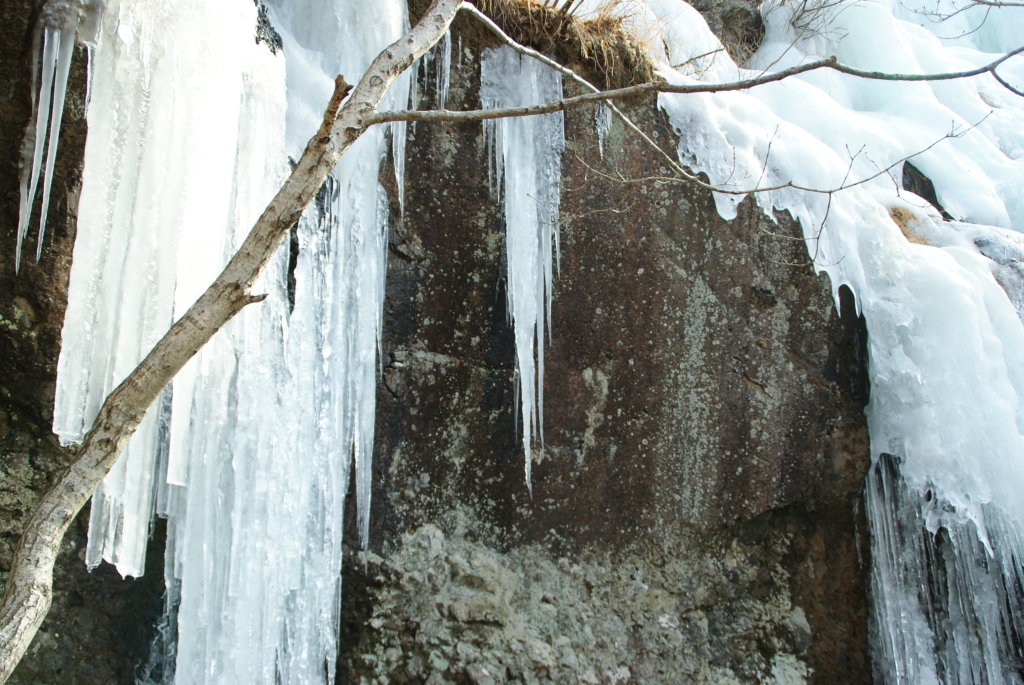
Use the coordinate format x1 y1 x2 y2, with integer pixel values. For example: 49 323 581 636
366 43 1024 127
0 1 461 681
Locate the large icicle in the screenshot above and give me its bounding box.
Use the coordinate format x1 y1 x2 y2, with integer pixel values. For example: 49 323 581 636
480 47 564 492
54 0 275 578
154 1 410 682
16 0 103 270
58 0 408 680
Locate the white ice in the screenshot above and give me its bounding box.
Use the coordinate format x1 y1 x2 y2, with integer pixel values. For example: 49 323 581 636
481 46 565 492
16 0 104 270
52 0 409 682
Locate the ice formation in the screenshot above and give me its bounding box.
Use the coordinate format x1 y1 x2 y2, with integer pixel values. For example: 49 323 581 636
481 46 565 491
50 0 408 681
16 0 103 270
421 28 453 110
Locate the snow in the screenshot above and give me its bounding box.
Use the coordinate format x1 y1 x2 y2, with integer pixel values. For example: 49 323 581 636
481 46 565 492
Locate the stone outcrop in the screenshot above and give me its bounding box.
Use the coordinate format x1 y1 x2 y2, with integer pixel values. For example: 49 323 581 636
0 2 871 683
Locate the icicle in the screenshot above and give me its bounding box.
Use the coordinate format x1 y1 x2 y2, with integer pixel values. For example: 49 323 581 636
480 46 564 492
36 21 77 261
436 29 451 109
594 101 612 159
83 46 94 115
16 0 105 270
104 0 409 680
17 26 59 271
866 455 1024 685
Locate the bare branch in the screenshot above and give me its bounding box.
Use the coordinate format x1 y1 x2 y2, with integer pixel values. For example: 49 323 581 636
993 69 1024 96
0 1 462 680
972 0 1024 6
367 43 1024 128
596 121 976 197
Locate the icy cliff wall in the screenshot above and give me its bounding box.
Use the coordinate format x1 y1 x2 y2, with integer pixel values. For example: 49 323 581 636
0 1 875 682
4 0 1024 683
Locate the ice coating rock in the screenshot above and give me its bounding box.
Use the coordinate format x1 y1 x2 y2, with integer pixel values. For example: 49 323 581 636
480 46 565 492
653 0 1024 680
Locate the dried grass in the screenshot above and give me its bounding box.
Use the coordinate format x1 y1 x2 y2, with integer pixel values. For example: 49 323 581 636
889 206 929 245
475 0 657 88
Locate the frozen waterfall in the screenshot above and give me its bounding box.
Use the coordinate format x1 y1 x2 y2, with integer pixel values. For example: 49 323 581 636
50 0 408 682
26 0 1024 682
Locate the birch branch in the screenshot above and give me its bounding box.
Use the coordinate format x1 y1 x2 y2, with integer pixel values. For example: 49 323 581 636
0 0 462 680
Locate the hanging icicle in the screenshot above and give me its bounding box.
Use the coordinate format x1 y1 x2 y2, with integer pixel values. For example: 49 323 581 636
53 0 409 681
16 0 104 270
480 46 565 493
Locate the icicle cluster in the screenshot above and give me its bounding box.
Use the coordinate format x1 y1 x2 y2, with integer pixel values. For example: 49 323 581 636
480 47 565 492
16 0 104 270
51 0 409 682
867 455 1024 685
54 0 285 580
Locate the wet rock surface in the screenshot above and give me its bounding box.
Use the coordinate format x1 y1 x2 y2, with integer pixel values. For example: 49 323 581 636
0 2 165 682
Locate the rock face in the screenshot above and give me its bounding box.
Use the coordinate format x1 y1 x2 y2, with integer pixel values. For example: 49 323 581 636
341 11 873 685
0 3 165 683
0 2 871 684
